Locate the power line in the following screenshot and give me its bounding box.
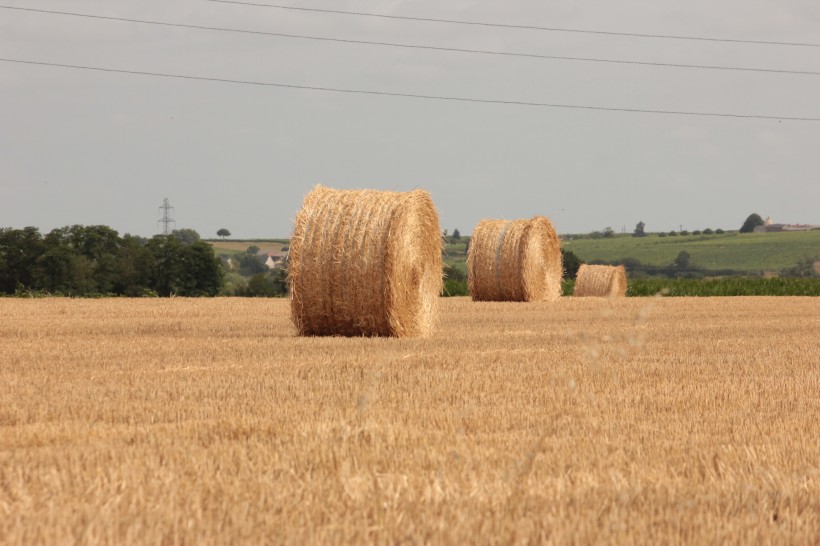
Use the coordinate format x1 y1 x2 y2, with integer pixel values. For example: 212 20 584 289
206 0 820 49
3 57 819 121
3 5 819 77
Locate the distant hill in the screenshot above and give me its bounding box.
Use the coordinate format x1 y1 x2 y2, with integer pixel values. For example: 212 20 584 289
562 230 820 274
207 231 819 276
205 239 289 256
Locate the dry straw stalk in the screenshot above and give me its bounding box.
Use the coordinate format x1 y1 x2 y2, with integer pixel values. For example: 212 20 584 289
467 216 562 302
289 185 443 337
573 264 628 297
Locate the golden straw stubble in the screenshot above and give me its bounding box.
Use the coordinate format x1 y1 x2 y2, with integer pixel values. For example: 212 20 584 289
573 264 628 297
2 297 819 544
289 185 443 337
467 216 562 302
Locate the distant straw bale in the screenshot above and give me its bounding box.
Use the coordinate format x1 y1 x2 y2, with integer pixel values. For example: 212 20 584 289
573 264 627 297
289 186 443 337
467 216 562 302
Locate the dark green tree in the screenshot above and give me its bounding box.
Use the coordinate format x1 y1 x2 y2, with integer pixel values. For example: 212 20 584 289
561 249 583 280
171 228 201 246
452 228 461 240
740 213 764 233
179 241 224 296
70 256 97 295
238 253 267 276
68 225 122 293
145 236 223 296
114 234 155 296
620 257 643 271
246 245 260 255
146 235 185 296
1 225 224 297
243 270 288 297
270 267 288 296
0 227 45 293
33 243 78 294
3 225 124 296
244 273 275 297
633 221 646 237
217 228 231 240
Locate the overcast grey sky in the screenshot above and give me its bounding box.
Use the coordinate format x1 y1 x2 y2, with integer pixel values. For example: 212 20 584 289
2 0 819 238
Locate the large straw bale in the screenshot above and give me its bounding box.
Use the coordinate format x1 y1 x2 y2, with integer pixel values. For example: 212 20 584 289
289 186 443 337
467 216 562 302
573 264 627 297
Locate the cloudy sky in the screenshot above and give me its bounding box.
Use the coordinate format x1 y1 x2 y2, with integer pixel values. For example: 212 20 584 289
2 0 819 238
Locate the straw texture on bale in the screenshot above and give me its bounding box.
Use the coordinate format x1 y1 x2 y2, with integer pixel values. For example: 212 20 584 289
289 186 443 337
573 264 628 297
467 216 562 302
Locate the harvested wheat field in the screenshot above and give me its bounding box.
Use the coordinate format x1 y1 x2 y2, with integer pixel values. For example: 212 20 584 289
1 297 819 545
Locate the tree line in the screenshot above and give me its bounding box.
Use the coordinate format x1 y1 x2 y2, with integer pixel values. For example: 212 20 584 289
0 226 223 297
579 213 764 240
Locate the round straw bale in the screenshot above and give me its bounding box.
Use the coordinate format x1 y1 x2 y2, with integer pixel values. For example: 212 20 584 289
289 186 443 337
467 216 562 302
573 264 627 297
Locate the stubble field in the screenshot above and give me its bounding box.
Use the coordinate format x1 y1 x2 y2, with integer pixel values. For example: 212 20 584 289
1 296 818 545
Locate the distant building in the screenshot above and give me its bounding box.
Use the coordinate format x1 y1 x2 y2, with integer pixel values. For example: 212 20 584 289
753 217 820 233
264 251 288 269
